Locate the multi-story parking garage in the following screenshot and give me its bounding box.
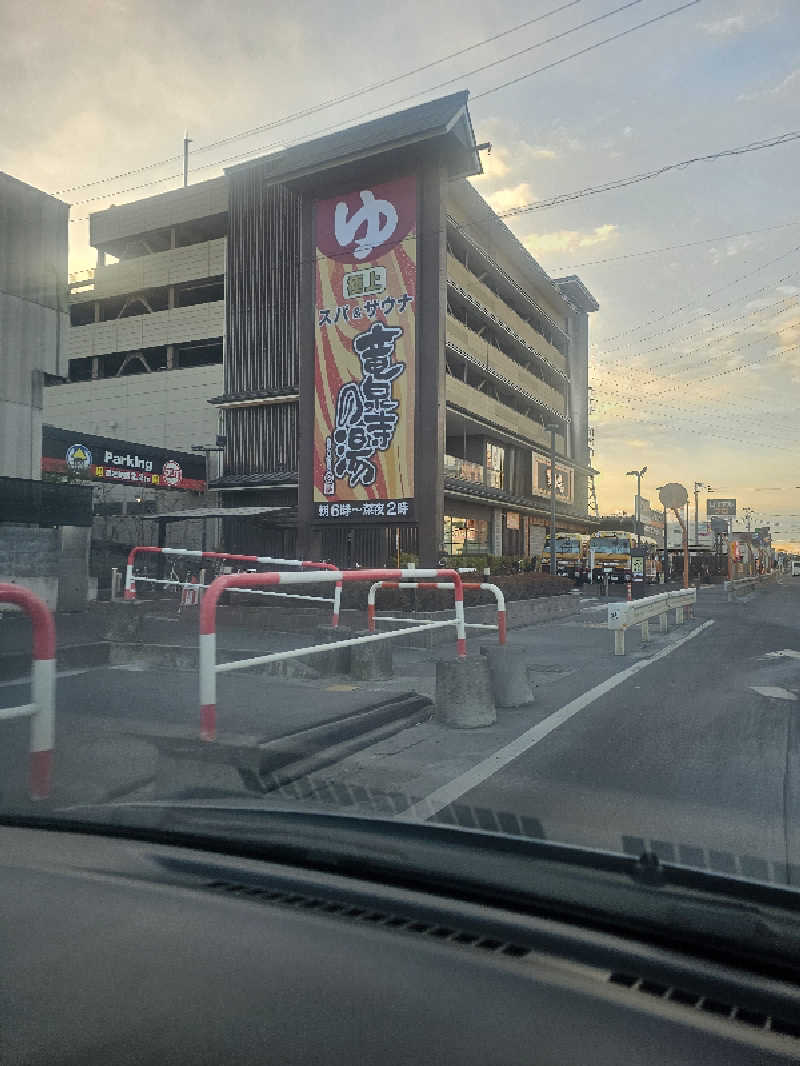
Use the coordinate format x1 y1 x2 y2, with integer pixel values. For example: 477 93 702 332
47 92 598 565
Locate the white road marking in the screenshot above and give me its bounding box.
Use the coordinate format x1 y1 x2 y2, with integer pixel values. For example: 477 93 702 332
763 649 800 660
750 686 798 701
397 620 716 822
0 667 90 689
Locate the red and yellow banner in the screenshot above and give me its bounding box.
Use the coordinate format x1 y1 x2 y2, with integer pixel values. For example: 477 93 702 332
313 174 416 522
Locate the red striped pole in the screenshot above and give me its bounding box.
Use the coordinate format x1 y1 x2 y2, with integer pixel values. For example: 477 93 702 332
0 584 56 799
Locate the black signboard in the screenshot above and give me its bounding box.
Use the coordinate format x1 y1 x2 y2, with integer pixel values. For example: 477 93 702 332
41 425 205 491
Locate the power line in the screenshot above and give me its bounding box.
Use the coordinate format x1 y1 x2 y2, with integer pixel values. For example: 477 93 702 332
474 0 700 103
552 218 800 269
594 240 800 351
54 0 590 197
68 0 681 213
592 289 800 377
498 127 800 219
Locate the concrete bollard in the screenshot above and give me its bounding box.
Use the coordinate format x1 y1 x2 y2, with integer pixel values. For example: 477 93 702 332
675 606 684 624
350 633 393 681
659 611 669 634
613 630 625 656
480 645 533 708
313 626 353 676
435 657 496 728
104 600 146 642
641 619 650 644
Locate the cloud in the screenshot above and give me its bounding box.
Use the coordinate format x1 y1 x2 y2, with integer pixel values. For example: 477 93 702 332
524 224 618 256
738 67 800 102
473 141 558 186
484 182 536 214
700 14 747 35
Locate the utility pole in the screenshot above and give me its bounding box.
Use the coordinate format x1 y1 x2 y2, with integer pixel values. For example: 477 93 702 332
626 466 647 545
183 130 192 188
743 505 754 576
693 481 704 545
546 423 560 575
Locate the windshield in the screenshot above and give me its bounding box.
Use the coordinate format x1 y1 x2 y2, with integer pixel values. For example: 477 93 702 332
590 537 631 553
545 538 582 554
3 0 800 947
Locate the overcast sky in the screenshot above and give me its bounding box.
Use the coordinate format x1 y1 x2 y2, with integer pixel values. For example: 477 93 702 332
3 0 799 539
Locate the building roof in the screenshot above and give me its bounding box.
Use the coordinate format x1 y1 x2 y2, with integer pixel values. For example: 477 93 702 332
554 275 600 313
145 505 288 520
0 170 68 208
226 91 482 185
209 471 298 489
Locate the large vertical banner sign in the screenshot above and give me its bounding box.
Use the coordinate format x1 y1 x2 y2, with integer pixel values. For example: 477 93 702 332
313 175 416 521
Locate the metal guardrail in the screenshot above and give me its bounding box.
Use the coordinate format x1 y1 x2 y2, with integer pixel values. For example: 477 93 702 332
198 568 468 741
607 588 696 656
367 581 506 644
122 546 344 624
724 574 776 601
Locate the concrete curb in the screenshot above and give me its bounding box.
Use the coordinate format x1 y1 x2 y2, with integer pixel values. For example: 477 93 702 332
146 693 432 797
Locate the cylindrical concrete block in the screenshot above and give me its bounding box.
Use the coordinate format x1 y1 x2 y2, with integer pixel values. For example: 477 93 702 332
350 633 393 680
480 645 533 708
435 657 496 728
313 625 352 676
104 601 146 642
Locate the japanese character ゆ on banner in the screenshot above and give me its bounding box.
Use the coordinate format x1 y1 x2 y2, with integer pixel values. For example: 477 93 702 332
313 175 416 521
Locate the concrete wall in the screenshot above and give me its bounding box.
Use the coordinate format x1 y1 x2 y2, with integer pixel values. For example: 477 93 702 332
43 365 223 452
0 524 89 611
0 172 69 479
66 300 224 359
93 238 225 299
90 177 227 247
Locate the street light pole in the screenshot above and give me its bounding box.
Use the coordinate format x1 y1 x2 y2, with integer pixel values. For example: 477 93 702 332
693 481 703 545
546 423 560 576
626 466 647 545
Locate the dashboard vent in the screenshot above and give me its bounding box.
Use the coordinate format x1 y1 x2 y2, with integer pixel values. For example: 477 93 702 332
204 879 532 960
608 972 800 1040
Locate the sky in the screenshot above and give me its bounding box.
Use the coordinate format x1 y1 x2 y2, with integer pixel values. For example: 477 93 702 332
3 0 799 539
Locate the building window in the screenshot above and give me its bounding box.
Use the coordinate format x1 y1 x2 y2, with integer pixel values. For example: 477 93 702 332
444 454 484 484
486 443 504 489
443 516 489 555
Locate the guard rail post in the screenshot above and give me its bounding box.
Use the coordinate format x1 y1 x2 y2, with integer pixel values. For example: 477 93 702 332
199 567 467 741
0 584 56 799
367 581 506 644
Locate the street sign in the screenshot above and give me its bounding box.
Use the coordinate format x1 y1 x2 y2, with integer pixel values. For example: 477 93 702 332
658 483 688 510
710 517 729 535
707 498 736 517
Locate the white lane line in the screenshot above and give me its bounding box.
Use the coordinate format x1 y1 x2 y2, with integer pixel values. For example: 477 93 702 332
397 620 716 822
750 686 798 701
0 667 90 689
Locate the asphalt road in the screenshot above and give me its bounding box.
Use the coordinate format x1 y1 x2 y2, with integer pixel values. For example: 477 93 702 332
428 579 800 880
4 579 799 887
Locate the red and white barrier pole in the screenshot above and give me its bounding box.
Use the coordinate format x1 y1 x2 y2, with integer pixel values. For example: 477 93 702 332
332 581 342 628
626 582 632 602
368 580 506 644
199 568 466 741
123 546 338 604
0 584 56 799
